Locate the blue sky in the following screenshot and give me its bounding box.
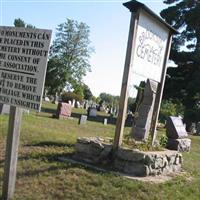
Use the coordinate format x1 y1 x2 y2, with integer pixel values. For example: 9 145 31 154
0 0 167 97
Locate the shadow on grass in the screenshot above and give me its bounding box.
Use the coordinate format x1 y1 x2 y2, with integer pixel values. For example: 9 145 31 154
71 112 133 127
40 105 133 127
41 107 56 114
25 141 74 148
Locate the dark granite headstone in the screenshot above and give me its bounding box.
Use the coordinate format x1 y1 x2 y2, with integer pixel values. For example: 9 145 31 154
166 116 188 139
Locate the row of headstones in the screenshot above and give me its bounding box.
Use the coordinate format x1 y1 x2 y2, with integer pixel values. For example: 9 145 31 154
55 102 108 125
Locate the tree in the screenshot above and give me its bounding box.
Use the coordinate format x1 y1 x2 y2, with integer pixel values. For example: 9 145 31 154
99 93 119 108
82 84 93 100
45 19 94 95
14 18 35 28
45 57 70 95
161 0 200 129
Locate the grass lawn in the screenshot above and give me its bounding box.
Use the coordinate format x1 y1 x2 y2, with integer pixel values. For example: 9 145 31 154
0 102 200 200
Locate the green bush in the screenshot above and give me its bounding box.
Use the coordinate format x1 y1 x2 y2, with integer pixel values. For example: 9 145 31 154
159 135 168 148
61 91 83 103
159 100 184 123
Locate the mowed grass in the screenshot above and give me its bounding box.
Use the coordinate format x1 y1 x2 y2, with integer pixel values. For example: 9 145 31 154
0 102 200 200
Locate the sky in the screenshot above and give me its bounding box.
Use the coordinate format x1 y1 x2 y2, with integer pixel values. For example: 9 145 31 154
0 0 168 97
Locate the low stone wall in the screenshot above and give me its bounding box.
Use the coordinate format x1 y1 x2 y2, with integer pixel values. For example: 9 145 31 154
74 137 182 177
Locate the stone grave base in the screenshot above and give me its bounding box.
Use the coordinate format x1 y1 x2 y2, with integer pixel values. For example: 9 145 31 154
73 137 183 177
167 138 191 152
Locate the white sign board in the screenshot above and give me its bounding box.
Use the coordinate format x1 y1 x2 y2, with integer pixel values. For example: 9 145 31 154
0 26 52 111
131 10 169 82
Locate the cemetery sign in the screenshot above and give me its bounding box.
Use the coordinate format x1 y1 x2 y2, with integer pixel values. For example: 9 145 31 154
0 26 52 111
113 0 177 149
132 10 169 82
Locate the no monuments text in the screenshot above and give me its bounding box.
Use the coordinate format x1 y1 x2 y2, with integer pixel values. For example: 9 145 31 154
0 26 52 111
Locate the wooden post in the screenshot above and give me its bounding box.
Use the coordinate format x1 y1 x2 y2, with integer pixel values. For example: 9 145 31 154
113 12 139 150
2 106 22 200
151 35 173 145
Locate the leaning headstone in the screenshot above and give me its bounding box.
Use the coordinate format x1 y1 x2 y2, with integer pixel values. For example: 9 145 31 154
196 122 200 135
0 104 10 115
166 116 188 139
79 115 87 125
56 102 72 119
132 79 158 141
166 116 191 152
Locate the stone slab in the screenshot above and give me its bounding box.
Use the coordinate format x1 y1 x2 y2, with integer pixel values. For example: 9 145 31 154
167 138 191 152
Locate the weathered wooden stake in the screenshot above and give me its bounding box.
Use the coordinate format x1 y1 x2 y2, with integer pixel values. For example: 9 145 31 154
113 12 139 150
2 106 22 200
151 35 173 145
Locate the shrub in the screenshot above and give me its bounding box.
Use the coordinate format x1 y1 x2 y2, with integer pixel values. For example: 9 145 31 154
159 100 184 123
61 91 83 103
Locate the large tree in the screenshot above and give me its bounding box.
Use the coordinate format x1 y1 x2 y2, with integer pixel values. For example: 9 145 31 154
45 19 94 95
14 18 35 28
161 0 200 129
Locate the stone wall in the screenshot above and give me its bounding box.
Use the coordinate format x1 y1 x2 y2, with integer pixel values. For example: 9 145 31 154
74 137 182 177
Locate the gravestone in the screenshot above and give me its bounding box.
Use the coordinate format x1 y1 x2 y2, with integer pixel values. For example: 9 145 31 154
166 116 188 139
0 103 10 114
103 118 108 125
196 122 200 135
88 107 97 117
44 97 50 102
56 102 72 119
166 116 191 152
79 115 87 125
53 93 59 104
72 99 75 108
190 123 196 134
132 79 158 141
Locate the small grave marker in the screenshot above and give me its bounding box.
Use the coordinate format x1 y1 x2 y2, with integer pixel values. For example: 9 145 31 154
79 115 87 125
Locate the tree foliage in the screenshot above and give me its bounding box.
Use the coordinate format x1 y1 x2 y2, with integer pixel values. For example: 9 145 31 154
45 19 94 95
161 0 200 127
14 18 35 28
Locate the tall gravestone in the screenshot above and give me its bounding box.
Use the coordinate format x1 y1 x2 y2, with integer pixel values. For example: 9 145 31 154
132 79 158 141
